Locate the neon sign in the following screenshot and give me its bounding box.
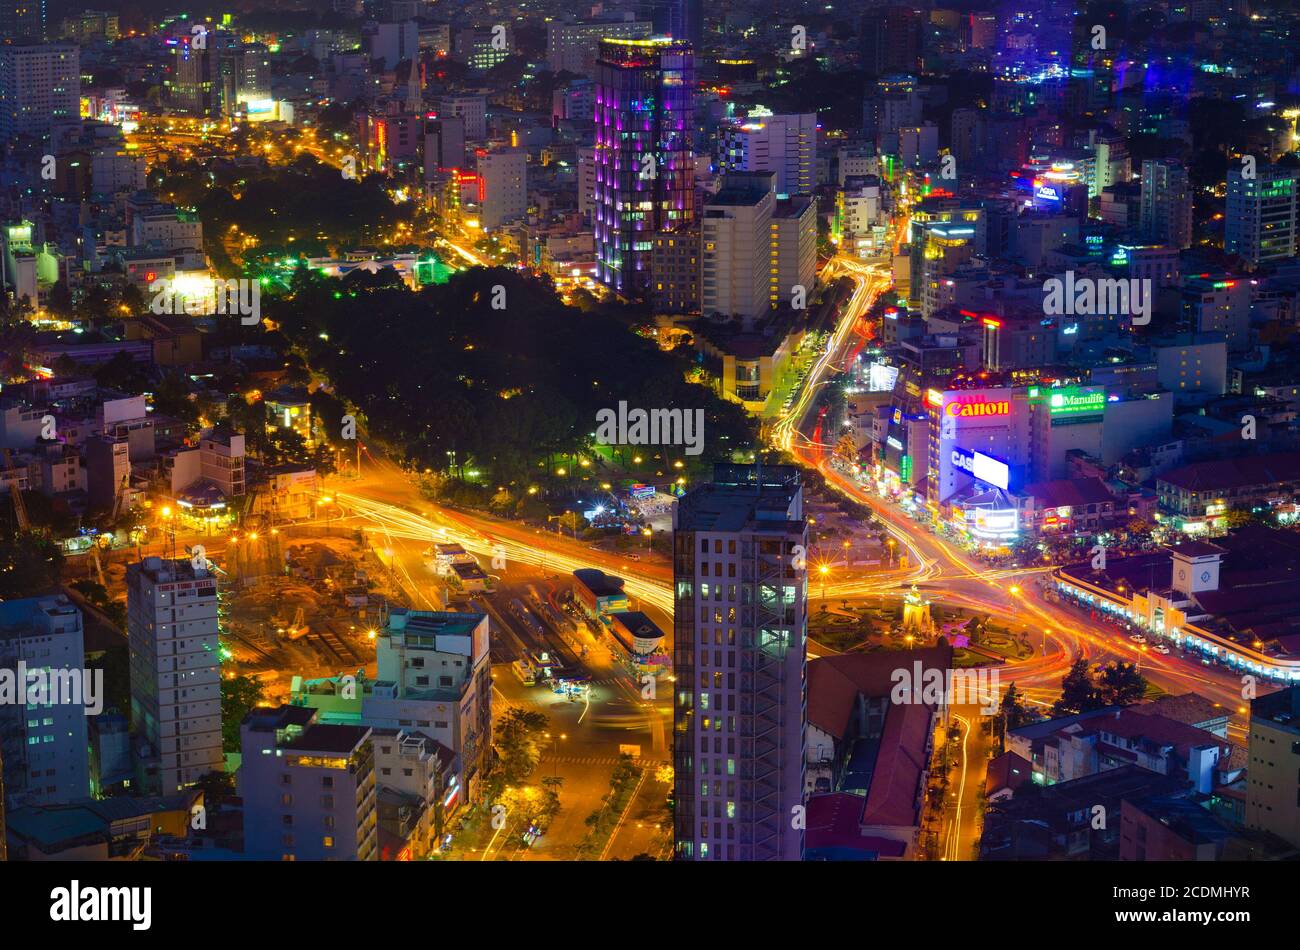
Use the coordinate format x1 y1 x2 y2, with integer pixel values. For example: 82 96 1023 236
945 396 1011 418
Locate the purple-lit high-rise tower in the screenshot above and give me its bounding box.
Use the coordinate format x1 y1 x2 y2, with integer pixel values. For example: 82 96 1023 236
594 37 694 299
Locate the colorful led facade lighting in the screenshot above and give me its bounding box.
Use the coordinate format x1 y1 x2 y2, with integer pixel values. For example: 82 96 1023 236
593 37 694 299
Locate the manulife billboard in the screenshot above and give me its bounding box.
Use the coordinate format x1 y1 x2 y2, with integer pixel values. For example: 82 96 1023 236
1040 385 1106 418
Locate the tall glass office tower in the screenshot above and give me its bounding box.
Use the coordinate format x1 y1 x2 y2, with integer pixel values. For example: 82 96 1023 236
593 37 694 299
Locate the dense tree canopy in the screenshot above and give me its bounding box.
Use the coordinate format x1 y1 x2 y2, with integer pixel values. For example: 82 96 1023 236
267 266 756 485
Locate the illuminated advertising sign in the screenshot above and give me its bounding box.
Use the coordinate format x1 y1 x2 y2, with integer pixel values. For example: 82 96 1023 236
950 448 1010 490
971 507 1018 540
944 395 1011 418
868 362 899 393
1047 386 1106 418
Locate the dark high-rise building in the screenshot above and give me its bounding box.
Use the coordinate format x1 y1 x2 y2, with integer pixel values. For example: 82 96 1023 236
673 464 808 861
642 0 702 49
0 0 44 43
594 37 694 299
860 6 923 75
169 29 233 116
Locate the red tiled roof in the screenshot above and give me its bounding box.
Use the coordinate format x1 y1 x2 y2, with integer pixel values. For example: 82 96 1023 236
805 793 908 857
1132 693 1224 728
1158 451 1300 492
1079 709 1231 762
806 646 954 739
986 751 1034 796
862 701 933 829
1022 477 1114 510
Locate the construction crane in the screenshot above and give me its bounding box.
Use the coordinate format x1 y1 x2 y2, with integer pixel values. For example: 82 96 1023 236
1 447 29 531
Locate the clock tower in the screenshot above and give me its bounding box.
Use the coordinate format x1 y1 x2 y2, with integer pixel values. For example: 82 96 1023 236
1170 541 1224 599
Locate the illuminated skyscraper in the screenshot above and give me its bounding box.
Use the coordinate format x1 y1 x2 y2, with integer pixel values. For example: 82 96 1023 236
594 37 694 298
673 464 808 861
1225 162 1298 267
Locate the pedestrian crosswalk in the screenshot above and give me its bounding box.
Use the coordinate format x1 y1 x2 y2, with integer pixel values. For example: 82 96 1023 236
541 754 664 768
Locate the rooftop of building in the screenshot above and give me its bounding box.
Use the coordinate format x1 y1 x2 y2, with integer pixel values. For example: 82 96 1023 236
572 568 626 598
386 608 484 639
807 645 954 739
675 464 802 533
1133 692 1228 728
1021 476 1115 510
1251 685 1300 735
244 703 318 734
774 195 814 217
127 555 215 586
807 646 953 831
1062 525 1300 654
992 764 1188 820
985 751 1034 797
707 172 776 206
1123 794 1238 846
284 722 372 755
1076 708 1232 762
0 594 78 633
6 791 198 852
609 610 664 640
1157 451 1300 492
804 792 909 859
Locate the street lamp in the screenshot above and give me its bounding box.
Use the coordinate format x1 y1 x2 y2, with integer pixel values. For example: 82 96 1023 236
544 732 567 778
818 563 830 601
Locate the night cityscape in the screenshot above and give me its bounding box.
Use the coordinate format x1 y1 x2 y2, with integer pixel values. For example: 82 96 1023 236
0 0 1293 926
